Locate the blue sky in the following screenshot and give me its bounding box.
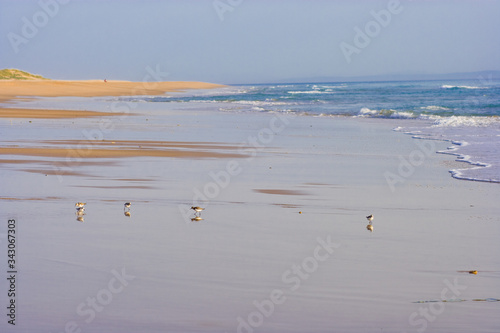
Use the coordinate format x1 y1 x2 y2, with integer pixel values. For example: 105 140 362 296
1 0 499 84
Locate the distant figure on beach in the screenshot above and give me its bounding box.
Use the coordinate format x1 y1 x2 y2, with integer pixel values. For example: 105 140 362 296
104 79 107 83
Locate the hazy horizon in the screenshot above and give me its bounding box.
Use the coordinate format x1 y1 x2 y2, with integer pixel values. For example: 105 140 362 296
1 0 499 84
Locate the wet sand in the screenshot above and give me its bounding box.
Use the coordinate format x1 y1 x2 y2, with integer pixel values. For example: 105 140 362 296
0 107 126 119
0 139 246 162
0 93 499 333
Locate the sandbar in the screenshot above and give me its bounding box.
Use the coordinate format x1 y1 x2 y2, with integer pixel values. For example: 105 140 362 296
0 79 225 118
0 107 126 119
0 139 246 159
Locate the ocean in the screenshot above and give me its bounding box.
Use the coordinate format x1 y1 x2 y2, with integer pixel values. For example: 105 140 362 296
126 78 500 184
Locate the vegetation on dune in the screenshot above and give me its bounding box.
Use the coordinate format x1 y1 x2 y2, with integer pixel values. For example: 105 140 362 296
0 68 48 80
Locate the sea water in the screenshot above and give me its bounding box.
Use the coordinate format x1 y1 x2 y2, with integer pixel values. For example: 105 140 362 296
123 78 500 183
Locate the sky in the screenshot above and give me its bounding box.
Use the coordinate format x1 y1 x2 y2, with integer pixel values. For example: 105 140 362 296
1 0 499 84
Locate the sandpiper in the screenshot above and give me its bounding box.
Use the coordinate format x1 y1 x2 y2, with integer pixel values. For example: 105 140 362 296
366 224 373 232
366 214 374 222
124 202 131 209
191 206 205 214
75 202 86 208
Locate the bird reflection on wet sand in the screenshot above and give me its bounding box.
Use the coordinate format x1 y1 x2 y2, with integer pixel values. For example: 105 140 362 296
365 214 374 232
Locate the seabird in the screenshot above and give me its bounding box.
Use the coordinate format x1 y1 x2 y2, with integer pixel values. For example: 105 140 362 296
191 206 205 213
366 214 374 222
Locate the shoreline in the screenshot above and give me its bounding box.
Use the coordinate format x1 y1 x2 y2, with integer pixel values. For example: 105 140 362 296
1 87 498 333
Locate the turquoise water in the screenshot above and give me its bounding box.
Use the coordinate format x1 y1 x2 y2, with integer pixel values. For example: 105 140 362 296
125 79 500 183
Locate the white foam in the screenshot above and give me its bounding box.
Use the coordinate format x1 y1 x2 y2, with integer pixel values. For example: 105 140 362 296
359 107 378 115
431 116 500 127
420 105 450 111
399 118 500 184
441 85 486 89
390 111 415 119
288 90 334 94
358 108 416 119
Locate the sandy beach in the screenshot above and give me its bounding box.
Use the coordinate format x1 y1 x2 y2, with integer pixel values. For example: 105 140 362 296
0 79 225 102
0 79 224 120
0 80 499 333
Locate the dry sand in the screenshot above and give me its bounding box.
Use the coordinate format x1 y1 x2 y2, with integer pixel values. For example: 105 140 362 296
0 79 225 118
0 79 225 102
